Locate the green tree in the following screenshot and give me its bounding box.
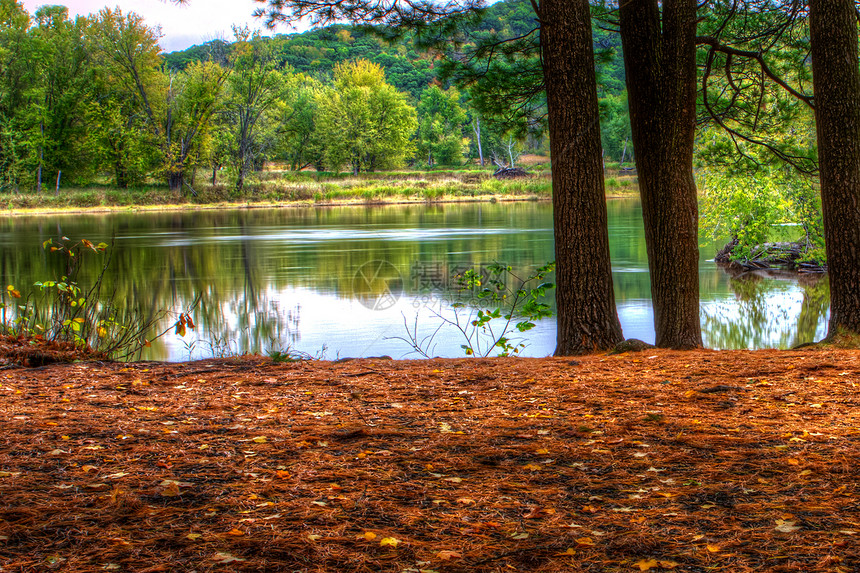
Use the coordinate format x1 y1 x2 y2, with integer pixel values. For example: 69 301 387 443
0 0 33 192
272 73 324 171
415 84 467 166
28 5 93 192
316 59 416 174
91 8 227 192
224 28 286 193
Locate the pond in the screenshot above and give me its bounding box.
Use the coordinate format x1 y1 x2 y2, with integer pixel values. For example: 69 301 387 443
0 200 829 360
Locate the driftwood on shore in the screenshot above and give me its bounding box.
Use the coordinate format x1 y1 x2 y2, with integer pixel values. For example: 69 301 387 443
492 166 529 179
715 237 827 274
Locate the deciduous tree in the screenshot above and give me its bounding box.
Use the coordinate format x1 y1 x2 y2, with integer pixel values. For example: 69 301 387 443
316 59 416 174
416 84 467 166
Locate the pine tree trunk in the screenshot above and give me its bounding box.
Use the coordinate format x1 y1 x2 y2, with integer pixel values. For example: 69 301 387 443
809 0 860 336
619 0 702 349
542 0 624 354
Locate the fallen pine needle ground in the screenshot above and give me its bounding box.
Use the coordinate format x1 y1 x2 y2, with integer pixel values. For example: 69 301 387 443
0 349 858 572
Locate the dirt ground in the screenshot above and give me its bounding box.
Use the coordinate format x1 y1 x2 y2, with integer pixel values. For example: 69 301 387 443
0 349 858 572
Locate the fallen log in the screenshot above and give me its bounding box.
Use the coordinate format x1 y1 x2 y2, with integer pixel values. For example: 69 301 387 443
492 167 529 179
714 238 827 274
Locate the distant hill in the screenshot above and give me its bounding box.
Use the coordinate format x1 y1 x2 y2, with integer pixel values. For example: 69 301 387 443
162 0 625 101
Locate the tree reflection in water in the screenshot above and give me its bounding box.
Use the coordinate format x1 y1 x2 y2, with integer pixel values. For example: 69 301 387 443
702 263 829 349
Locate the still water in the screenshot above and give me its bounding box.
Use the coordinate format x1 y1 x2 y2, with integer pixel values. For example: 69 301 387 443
0 201 829 360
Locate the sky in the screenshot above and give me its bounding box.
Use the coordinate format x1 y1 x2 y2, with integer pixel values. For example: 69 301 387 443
20 0 292 52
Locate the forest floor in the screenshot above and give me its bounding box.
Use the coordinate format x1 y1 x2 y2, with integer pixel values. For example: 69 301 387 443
1 348 857 572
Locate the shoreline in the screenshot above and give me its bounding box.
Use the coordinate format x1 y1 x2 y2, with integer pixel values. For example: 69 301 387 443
1 191 640 217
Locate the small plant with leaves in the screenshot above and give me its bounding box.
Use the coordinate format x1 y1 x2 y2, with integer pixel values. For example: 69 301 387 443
396 261 555 358
1 238 195 362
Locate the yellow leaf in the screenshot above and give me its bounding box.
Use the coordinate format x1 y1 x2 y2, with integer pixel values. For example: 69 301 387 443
787 458 800 466
212 551 245 563
523 464 542 471
186 533 202 541
774 519 801 533
436 550 462 560
379 537 400 547
554 548 576 557
160 482 180 497
575 537 595 546
252 436 267 443
226 528 245 536
276 470 290 479
307 534 322 541
636 559 659 571
706 544 720 553
363 531 377 541
536 448 550 454
81 465 98 473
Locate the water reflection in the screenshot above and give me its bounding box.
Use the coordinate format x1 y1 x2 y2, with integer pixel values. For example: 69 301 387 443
702 265 829 349
0 201 830 360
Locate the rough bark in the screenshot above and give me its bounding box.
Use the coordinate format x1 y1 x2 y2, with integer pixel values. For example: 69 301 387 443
168 171 183 193
542 0 624 355
809 0 860 336
619 0 702 349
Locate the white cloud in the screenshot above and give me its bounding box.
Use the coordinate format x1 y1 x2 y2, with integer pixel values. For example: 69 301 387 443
20 0 289 52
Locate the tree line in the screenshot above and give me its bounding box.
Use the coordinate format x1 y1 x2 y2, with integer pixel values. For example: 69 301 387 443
0 0 633 194
248 0 859 352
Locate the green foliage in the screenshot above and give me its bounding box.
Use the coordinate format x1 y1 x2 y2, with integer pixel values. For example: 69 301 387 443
416 85 468 166
1 238 184 360
397 261 555 358
223 29 287 192
699 160 824 262
316 59 417 174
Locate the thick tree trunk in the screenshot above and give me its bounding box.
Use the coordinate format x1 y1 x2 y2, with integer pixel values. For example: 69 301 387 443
542 0 624 355
115 161 129 189
168 171 183 193
236 167 246 194
809 0 860 336
619 0 702 349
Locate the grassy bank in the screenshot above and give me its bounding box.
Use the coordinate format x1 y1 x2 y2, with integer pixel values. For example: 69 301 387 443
0 168 640 214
